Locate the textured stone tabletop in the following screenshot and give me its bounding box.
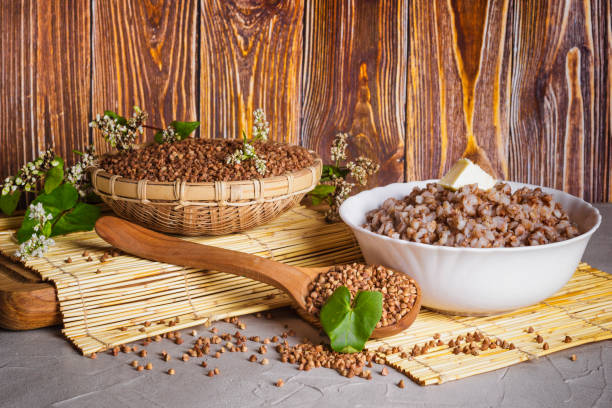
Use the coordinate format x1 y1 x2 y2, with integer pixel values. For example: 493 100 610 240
1 204 611 408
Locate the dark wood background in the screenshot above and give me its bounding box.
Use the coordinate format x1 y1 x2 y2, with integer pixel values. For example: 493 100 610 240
1 0 610 202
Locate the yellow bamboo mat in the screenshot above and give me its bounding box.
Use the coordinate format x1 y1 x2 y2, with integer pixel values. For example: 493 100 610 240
0 207 610 386
367 263 612 384
0 207 362 355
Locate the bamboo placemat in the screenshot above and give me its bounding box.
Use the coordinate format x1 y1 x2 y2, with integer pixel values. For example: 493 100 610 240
0 206 362 355
367 263 612 384
0 207 610 386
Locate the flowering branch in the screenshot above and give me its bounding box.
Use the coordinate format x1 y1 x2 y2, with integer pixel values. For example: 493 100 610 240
89 107 147 151
2 149 58 195
309 132 380 222
225 109 270 176
66 145 97 197
90 106 200 149
15 203 55 260
1 149 101 261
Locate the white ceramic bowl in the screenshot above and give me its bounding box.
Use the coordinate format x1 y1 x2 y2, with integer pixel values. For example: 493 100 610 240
339 180 601 315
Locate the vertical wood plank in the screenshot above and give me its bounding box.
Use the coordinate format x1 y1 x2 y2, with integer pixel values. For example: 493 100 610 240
406 0 512 182
199 0 303 143
606 0 611 202
0 1 37 182
301 0 408 185
509 0 602 200
35 0 91 162
0 0 90 181
591 0 611 201
92 0 198 153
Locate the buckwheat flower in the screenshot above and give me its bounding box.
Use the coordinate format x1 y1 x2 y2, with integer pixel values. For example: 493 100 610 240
15 233 55 261
226 149 244 165
158 125 179 143
254 158 267 175
243 143 256 157
127 106 148 134
90 107 147 151
347 156 380 186
252 109 270 141
330 133 349 164
323 177 355 223
225 116 269 174
1 149 56 195
28 203 53 224
68 146 97 197
332 178 354 203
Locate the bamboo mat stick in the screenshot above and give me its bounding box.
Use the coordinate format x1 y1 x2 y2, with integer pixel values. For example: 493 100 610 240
61 283 280 323
60 283 279 324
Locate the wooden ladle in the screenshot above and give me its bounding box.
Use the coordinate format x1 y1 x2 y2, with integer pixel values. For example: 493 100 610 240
95 216 422 339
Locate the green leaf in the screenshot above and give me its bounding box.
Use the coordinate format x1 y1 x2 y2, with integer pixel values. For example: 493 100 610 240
154 131 164 144
0 190 21 216
308 184 336 205
104 110 127 125
321 165 349 182
320 286 383 353
44 156 64 194
16 215 38 243
51 202 100 236
41 220 52 237
35 183 78 212
16 184 80 243
170 121 200 140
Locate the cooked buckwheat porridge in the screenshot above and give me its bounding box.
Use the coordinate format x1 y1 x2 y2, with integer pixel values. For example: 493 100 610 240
363 183 579 248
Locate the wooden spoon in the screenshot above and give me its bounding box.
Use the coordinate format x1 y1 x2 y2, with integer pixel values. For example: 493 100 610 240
95 216 422 339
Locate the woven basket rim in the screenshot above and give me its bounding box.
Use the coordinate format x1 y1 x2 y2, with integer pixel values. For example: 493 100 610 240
89 147 322 207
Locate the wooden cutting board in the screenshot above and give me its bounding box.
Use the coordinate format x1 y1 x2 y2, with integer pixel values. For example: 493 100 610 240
0 255 60 330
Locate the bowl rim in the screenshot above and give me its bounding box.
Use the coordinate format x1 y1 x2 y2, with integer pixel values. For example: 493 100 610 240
339 179 602 253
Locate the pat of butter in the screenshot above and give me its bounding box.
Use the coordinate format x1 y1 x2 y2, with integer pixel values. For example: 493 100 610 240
439 158 496 191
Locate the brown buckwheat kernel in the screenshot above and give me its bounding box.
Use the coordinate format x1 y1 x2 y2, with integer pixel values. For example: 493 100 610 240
305 263 418 329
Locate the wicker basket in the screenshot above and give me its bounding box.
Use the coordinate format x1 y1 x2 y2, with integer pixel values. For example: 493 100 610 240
89 151 322 236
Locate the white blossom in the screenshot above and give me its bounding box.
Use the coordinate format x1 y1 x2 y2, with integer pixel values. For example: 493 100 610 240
1 149 55 196
330 133 349 163
15 233 55 260
89 107 147 151
347 156 380 186
224 110 270 175
66 146 97 197
158 125 179 143
28 202 53 224
226 149 244 165
252 108 269 141
254 158 267 175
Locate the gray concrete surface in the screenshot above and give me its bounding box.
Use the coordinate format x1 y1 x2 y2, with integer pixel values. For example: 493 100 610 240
1 204 610 408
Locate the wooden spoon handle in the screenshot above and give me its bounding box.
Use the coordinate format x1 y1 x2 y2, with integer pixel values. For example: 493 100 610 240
94 216 309 306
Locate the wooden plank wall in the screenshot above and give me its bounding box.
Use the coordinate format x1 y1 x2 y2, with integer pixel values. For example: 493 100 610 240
92 0 199 154
0 0 610 202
